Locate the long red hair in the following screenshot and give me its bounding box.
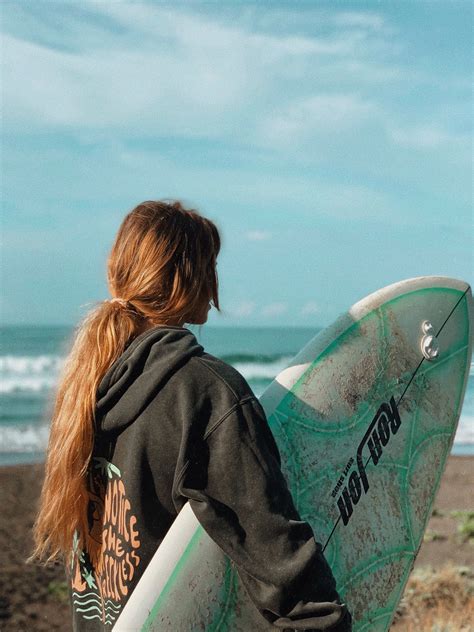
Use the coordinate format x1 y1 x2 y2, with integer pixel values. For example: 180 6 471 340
30 200 220 563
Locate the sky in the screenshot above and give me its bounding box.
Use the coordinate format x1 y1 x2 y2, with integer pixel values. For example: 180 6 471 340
1 1 472 327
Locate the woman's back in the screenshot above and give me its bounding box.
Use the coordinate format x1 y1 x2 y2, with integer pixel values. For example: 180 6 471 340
70 325 256 627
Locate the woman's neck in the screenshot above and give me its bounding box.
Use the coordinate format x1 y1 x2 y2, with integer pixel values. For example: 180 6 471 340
138 319 184 334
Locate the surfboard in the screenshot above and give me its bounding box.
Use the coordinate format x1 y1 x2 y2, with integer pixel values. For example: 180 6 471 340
114 276 473 632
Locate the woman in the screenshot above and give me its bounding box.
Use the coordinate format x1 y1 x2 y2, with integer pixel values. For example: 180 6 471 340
30 200 351 631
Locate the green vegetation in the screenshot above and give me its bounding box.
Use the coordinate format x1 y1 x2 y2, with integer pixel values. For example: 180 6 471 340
47 580 69 604
393 564 474 631
423 530 446 542
450 510 474 542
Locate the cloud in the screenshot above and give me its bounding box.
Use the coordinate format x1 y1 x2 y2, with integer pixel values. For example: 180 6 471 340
230 300 256 318
259 93 377 147
332 11 386 30
2 3 400 143
261 302 288 317
388 125 467 149
93 3 370 58
301 301 320 316
245 230 272 241
232 177 392 221
2 3 469 220
2 32 246 134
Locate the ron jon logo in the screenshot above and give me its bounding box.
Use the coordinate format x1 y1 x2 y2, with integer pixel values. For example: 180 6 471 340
336 395 402 526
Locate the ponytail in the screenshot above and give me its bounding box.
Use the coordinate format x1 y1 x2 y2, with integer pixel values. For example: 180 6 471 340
30 300 146 563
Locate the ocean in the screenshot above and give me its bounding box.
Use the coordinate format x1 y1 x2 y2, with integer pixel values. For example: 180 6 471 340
1 324 473 466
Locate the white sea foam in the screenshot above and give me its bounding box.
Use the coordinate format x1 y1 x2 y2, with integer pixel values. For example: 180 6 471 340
234 357 293 381
0 354 64 393
0 423 50 453
454 415 474 444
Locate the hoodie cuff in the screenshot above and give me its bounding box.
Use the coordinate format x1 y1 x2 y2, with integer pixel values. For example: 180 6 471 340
273 602 352 631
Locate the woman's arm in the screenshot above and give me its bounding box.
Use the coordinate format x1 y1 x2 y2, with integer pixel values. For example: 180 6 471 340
177 397 352 631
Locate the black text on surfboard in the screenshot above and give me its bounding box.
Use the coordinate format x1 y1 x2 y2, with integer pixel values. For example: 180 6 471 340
335 396 402 526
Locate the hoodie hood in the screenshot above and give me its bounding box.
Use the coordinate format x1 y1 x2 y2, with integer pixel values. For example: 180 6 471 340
95 326 203 432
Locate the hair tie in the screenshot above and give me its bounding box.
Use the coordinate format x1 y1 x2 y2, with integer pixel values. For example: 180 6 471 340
109 297 128 308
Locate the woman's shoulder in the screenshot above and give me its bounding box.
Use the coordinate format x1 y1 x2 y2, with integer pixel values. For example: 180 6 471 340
188 352 256 405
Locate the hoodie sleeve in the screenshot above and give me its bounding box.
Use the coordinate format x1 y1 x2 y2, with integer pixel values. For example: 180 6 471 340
177 397 352 631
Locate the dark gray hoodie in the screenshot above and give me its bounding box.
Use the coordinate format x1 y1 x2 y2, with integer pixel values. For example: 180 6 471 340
68 326 351 631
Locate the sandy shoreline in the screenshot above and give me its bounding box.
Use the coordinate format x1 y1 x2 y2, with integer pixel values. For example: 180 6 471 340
0 456 473 631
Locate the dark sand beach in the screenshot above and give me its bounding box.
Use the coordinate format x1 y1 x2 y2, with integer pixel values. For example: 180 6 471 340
1 456 473 631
